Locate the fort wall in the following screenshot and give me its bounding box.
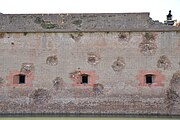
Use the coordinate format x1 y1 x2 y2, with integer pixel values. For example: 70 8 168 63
0 13 180 115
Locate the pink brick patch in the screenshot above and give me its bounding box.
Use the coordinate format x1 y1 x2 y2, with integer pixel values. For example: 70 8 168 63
6 69 34 86
136 70 165 86
70 69 98 86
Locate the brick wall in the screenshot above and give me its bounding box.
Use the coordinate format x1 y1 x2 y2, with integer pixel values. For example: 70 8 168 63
0 31 180 115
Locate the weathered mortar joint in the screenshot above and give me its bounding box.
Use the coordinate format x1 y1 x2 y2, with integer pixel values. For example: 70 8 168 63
139 32 157 55
157 55 171 70
46 55 58 66
111 57 125 72
53 77 64 91
70 32 83 42
93 83 104 96
29 88 51 104
87 52 101 65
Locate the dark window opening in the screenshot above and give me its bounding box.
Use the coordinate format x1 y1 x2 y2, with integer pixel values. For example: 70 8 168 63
145 74 153 84
19 74 25 84
81 74 88 84
13 74 26 84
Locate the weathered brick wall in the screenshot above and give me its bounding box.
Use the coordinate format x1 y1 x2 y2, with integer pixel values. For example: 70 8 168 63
0 13 179 32
0 31 180 115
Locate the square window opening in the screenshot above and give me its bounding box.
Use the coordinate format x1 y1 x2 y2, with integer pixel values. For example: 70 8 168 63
145 74 154 84
19 74 25 84
13 74 26 84
81 74 88 84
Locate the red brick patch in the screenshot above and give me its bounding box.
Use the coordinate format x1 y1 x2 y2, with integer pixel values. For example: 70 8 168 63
6 69 34 86
136 70 165 86
70 69 98 86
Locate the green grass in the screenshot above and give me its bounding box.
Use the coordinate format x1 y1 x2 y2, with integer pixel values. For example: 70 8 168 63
0 117 179 120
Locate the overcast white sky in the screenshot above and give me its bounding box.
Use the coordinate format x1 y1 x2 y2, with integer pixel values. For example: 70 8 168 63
0 0 179 22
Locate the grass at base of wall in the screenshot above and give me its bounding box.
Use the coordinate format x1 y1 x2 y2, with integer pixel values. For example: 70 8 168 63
0 117 180 120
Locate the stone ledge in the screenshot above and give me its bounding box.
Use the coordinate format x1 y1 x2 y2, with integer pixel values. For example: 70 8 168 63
0 13 179 32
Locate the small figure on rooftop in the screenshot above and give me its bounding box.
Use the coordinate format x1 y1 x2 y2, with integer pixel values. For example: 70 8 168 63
167 10 172 20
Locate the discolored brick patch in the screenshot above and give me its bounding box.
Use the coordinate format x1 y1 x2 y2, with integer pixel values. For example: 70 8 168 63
139 32 157 55
157 55 171 70
46 55 58 66
112 57 125 72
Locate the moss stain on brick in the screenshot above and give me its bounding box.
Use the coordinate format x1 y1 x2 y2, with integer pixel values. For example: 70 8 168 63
34 17 58 29
72 19 82 27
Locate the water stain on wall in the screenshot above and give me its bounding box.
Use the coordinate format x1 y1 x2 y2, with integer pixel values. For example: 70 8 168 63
0 77 4 85
157 55 171 70
8 88 31 98
165 71 180 113
29 88 51 104
46 55 58 66
70 32 83 42
118 32 130 42
87 52 101 65
112 57 125 72
0 33 5 39
139 32 157 55
93 83 104 96
166 88 179 112
53 77 64 91
170 71 180 90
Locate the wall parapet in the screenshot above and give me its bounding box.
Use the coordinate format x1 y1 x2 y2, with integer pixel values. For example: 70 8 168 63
0 13 180 32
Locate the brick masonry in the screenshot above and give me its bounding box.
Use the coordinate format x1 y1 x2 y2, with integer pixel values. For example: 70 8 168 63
0 13 180 115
